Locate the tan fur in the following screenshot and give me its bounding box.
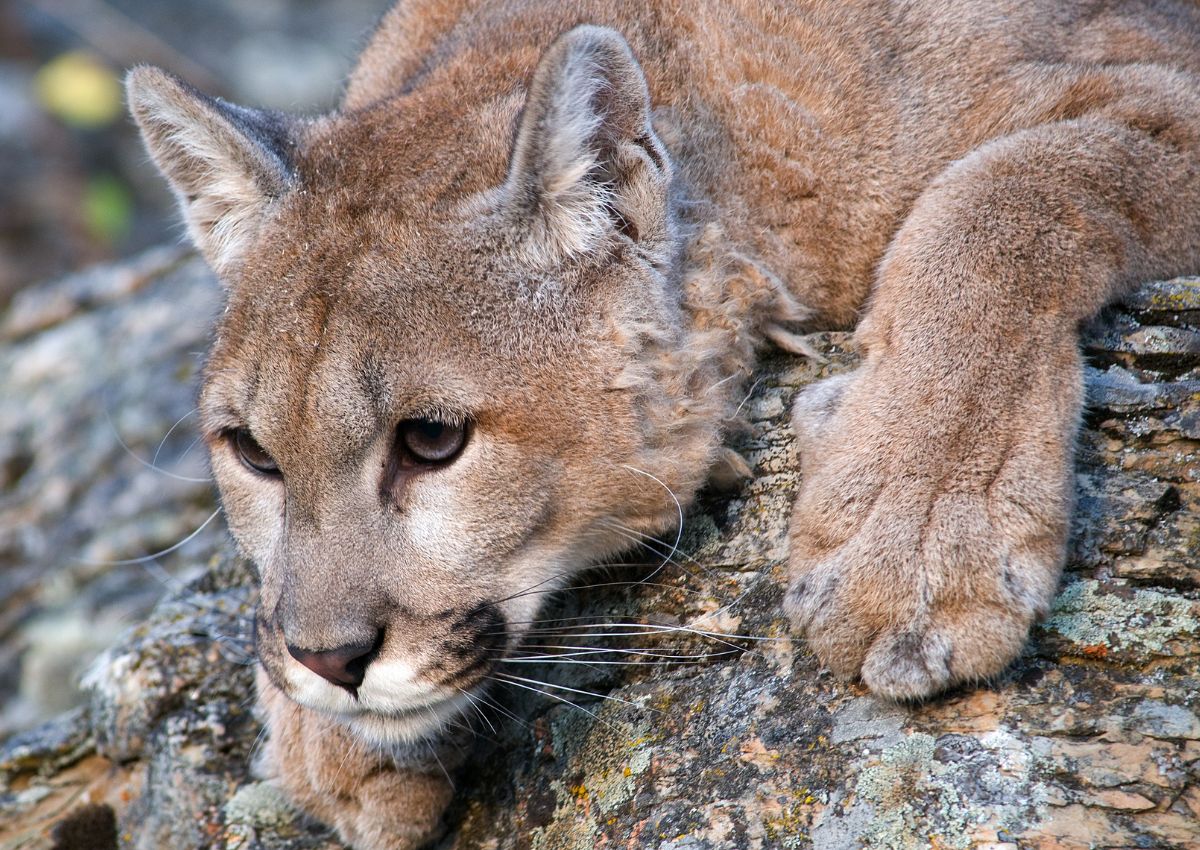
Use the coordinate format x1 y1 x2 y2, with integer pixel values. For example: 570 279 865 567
127 1 1200 846
255 669 456 849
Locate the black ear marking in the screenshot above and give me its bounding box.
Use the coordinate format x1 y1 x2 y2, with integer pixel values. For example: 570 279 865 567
214 98 300 170
634 133 666 171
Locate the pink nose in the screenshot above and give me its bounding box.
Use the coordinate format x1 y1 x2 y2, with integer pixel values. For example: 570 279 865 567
286 637 379 692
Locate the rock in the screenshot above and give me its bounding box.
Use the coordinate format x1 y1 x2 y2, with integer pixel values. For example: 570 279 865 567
0 247 226 738
0 256 1197 849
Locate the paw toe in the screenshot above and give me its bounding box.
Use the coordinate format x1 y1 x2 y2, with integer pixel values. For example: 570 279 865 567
782 577 808 622
790 373 854 449
783 571 835 630
860 628 954 701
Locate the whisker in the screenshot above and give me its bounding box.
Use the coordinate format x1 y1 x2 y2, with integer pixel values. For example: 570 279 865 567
245 715 273 775
331 710 357 789
463 687 527 728
704 371 741 397
104 408 212 483
499 611 721 629
493 571 568 605
593 525 706 584
595 518 715 590
500 653 735 667
418 701 475 743
504 577 706 603
516 630 746 652
139 556 187 593
494 558 683 607
494 673 648 710
176 433 207 466
729 376 763 421
151 407 199 468
513 622 778 643
500 644 739 660
599 520 717 581
620 464 684 579
493 519 712 610
77 507 222 566
202 631 258 667
455 687 498 736
426 738 455 791
509 624 770 662
487 675 618 731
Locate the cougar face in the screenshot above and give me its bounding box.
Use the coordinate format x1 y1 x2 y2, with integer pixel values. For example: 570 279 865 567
204 211 676 741
130 26 721 743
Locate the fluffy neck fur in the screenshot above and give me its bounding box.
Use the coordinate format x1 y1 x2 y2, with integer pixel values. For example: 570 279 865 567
608 214 814 536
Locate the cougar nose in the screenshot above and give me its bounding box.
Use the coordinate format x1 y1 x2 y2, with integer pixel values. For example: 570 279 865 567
286 633 381 692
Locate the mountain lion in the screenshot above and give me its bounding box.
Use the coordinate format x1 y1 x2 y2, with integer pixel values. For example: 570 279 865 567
127 0 1200 846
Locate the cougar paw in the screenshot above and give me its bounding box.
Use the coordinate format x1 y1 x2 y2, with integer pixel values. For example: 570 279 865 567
785 483 1064 701
788 555 1048 700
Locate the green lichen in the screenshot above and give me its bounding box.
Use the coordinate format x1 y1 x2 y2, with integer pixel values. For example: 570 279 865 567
852 734 972 850
1131 280 1200 312
1041 579 1200 658
223 782 294 831
526 711 656 850
836 727 1049 850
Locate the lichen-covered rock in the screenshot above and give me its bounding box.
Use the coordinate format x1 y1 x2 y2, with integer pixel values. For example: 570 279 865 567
0 247 227 736
0 257 1196 849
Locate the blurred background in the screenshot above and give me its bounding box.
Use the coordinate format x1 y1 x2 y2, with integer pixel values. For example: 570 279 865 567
0 0 391 738
0 0 392 309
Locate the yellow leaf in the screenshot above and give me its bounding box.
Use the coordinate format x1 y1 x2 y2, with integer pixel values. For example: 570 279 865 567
35 52 122 128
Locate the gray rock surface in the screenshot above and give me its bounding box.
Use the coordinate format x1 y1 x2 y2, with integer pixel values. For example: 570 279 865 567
0 247 226 737
0 254 1197 849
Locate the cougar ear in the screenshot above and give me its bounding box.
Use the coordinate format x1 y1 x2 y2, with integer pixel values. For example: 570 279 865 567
126 66 299 277
505 25 672 264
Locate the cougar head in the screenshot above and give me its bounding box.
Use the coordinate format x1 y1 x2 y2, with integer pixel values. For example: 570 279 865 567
127 27 720 744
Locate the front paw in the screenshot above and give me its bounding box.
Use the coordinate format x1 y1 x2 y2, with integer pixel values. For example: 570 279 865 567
784 376 1071 700
255 670 454 850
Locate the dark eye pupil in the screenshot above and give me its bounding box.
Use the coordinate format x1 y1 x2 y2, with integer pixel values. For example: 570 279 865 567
416 420 444 442
234 428 279 474
400 419 465 464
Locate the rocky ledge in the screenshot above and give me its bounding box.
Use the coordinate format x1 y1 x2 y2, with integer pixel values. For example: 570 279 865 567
0 251 1197 849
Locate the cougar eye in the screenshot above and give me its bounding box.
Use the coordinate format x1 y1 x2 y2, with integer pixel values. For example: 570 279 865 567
397 419 467 465
230 428 280 476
